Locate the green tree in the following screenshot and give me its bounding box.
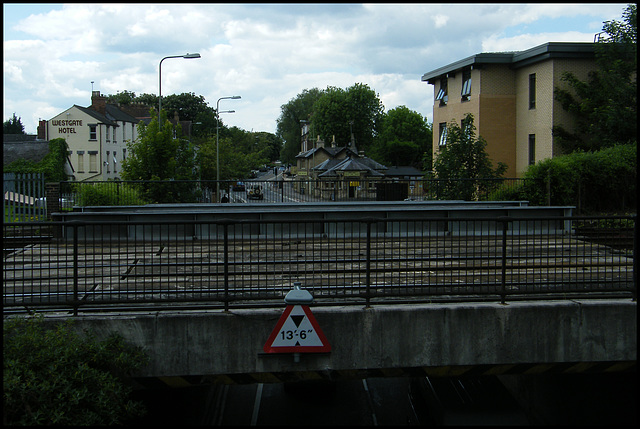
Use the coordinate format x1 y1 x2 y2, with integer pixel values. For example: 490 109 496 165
370 105 432 168
106 90 137 105
3 315 149 425
121 109 197 202
3 113 26 134
4 138 70 182
276 88 323 164
553 4 637 152
311 83 384 153
432 114 507 200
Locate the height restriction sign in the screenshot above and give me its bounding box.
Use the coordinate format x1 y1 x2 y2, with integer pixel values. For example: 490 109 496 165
263 305 331 353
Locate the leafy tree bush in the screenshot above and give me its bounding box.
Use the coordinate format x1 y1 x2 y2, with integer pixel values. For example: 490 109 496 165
431 114 507 200
73 182 150 206
489 143 636 212
553 4 636 152
3 315 149 425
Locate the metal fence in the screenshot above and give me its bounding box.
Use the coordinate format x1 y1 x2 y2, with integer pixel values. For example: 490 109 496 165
57 178 536 206
3 173 47 222
3 215 635 315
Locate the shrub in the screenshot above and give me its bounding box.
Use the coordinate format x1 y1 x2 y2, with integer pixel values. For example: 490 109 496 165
3 315 149 425
74 182 149 206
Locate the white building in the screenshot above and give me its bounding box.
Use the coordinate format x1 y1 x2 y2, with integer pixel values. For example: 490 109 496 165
38 92 142 181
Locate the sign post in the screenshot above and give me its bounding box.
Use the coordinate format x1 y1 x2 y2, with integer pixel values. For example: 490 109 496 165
263 283 331 360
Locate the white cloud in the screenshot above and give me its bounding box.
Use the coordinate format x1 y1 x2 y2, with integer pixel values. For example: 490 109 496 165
2 3 630 134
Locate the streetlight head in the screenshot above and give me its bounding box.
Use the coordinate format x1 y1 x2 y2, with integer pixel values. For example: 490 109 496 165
183 53 201 59
231 95 241 99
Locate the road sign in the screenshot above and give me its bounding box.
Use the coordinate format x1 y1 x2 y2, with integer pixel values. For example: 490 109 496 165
263 304 331 353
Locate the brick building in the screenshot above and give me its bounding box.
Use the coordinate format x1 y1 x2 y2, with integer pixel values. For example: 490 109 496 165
422 42 597 177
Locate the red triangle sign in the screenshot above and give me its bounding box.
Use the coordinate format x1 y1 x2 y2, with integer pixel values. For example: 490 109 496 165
263 305 331 353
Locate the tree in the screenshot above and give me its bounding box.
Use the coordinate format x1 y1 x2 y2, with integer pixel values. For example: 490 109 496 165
3 113 25 134
311 83 384 153
276 88 323 163
3 315 148 425
370 105 432 168
121 109 197 202
432 114 507 200
553 4 637 152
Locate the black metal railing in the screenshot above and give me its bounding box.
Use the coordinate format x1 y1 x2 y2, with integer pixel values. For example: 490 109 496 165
55 178 536 207
3 215 635 314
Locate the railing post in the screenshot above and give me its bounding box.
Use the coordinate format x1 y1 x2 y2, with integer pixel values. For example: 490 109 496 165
223 222 230 311
633 214 637 302
500 217 508 305
365 219 372 308
73 223 79 316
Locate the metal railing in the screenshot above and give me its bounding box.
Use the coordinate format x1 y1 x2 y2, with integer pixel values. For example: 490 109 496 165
3 173 47 222
3 215 635 314
57 177 535 206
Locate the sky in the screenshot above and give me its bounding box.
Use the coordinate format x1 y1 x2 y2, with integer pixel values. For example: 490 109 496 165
3 3 629 135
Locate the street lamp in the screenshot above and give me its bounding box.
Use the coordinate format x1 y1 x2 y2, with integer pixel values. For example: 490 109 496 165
158 53 201 115
216 95 241 201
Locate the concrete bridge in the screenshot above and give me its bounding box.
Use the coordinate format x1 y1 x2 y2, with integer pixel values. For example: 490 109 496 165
40 297 636 386
10 201 636 387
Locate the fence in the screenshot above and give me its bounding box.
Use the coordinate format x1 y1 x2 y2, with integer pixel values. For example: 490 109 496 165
56 177 536 207
3 173 46 222
3 214 635 315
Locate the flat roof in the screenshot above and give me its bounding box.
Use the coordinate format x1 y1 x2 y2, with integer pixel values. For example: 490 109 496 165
421 42 595 83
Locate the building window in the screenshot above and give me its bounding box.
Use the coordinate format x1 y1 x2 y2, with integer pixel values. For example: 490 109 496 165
529 73 536 109
113 152 117 173
528 134 536 165
106 126 110 142
123 148 126 160
89 152 97 172
435 77 448 106
89 125 97 140
77 151 84 173
106 151 110 173
461 68 472 100
438 123 448 146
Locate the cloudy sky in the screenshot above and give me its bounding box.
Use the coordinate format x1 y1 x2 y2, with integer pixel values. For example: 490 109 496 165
3 3 628 135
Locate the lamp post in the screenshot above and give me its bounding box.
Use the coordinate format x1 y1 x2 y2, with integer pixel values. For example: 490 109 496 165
158 53 201 115
216 95 241 201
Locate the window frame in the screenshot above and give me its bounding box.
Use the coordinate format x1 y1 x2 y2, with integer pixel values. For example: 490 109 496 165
89 124 97 141
461 68 472 100
528 134 536 165
529 73 536 110
438 122 448 147
435 77 448 105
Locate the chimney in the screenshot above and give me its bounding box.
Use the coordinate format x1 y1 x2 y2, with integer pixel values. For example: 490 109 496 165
37 119 47 140
91 91 107 115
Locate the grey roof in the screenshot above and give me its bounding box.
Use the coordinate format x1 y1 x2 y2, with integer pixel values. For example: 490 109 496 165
72 104 141 127
73 105 118 126
385 166 424 177
421 42 596 83
318 156 386 178
104 104 141 123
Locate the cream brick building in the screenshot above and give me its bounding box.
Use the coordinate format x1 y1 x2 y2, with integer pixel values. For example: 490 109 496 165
422 42 597 177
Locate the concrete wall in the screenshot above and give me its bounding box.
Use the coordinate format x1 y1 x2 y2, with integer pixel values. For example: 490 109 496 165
38 299 636 380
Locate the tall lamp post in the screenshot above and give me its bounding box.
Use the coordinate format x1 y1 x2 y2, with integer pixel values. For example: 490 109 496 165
216 95 241 201
158 53 201 115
